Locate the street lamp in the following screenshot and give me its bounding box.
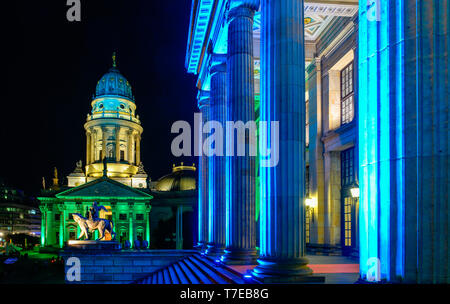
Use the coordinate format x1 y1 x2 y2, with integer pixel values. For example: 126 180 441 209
305 197 318 223
350 182 360 198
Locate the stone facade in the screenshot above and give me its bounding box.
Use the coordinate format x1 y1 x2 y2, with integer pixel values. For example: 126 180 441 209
61 250 197 284
184 0 448 283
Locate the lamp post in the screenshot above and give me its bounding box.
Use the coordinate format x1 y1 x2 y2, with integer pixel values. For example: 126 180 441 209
305 197 317 223
349 182 360 198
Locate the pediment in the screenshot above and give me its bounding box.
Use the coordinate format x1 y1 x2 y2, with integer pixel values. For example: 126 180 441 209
56 176 152 200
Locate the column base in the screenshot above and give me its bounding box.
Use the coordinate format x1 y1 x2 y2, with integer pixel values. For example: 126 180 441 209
205 243 225 257
251 258 325 283
220 248 258 265
194 242 207 252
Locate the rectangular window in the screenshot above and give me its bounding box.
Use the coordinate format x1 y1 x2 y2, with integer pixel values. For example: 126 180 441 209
305 208 311 244
305 100 310 147
119 213 127 220
340 62 354 125
305 165 310 198
55 214 60 221
341 147 355 187
136 214 144 221
343 197 352 247
120 150 125 161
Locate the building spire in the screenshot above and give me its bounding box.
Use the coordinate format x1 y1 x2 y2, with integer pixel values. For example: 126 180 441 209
112 51 117 68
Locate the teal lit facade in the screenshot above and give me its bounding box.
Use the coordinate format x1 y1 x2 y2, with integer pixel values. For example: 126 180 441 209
185 0 449 283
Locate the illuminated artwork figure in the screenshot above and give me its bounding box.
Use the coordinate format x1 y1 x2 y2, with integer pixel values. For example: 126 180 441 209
72 201 116 241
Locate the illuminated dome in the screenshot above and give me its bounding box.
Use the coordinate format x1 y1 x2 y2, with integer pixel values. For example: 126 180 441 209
95 66 134 101
154 164 197 192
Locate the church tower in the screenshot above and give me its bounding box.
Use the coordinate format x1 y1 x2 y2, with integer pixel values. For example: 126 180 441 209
68 53 148 188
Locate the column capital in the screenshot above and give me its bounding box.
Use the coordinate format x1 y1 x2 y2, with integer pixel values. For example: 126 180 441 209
209 54 227 74
197 90 211 109
315 57 322 71
227 1 259 22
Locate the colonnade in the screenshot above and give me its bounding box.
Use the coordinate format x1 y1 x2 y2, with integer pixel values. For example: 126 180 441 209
196 0 315 282
85 127 141 165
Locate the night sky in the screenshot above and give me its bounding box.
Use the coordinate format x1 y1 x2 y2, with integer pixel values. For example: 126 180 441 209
3 1 198 196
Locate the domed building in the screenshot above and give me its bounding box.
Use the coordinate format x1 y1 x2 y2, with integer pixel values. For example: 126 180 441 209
154 163 196 192
67 52 148 188
38 55 197 252
147 163 197 250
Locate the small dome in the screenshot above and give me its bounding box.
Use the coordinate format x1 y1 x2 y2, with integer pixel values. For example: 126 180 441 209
154 164 197 192
95 67 134 101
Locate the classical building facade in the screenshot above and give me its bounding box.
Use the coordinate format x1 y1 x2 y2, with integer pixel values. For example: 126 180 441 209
185 0 448 283
305 13 359 257
38 57 197 250
39 176 153 248
67 53 148 189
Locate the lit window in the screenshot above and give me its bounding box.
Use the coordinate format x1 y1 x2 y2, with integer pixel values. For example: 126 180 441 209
305 100 309 146
341 147 355 187
305 166 310 198
340 62 354 125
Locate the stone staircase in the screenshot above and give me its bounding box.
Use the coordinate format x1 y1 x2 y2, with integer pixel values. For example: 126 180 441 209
133 254 253 284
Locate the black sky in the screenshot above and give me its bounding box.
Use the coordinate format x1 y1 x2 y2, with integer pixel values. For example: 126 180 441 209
3 1 198 196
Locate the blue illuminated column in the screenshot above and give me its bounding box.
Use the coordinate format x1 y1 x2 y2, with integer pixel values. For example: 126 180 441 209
206 56 227 256
358 0 449 283
251 0 317 282
176 206 183 250
221 2 259 264
197 91 210 250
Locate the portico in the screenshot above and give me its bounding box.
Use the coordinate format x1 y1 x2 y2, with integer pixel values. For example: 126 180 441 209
185 0 449 283
38 176 153 249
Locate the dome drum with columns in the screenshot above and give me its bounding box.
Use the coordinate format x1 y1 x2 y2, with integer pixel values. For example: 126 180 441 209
67 53 148 189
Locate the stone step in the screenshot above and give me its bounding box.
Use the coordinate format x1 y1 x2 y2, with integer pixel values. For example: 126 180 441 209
133 254 246 284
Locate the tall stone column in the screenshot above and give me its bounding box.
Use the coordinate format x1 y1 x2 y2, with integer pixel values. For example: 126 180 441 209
221 3 258 265
128 203 134 248
76 203 82 238
115 126 121 162
206 57 227 256
145 205 151 247
323 151 341 248
176 206 184 250
91 129 97 162
86 131 91 165
127 130 133 164
358 0 449 283
306 57 325 245
197 90 210 250
110 202 117 232
252 0 319 282
135 135 141 165
39 206 47 246
58 205 66 248
101 127 107 160
46 207 54 245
